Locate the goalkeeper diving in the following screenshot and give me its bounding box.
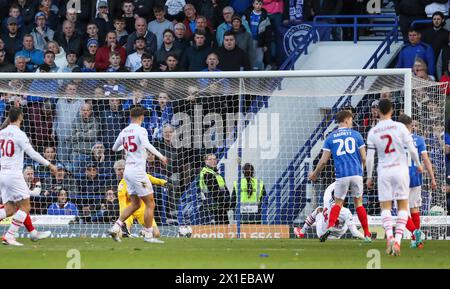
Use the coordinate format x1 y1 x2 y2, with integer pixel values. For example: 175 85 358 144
118 172 171 238
294 182 366 240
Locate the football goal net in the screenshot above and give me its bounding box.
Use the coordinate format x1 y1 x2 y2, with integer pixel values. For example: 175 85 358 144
0 69 447 240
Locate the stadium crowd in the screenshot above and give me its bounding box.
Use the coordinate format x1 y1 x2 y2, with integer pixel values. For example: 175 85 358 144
0 0 449 224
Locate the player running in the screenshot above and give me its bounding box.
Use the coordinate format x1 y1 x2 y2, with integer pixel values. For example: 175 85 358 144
294 182 366 240
108 106 168 243
309 110 372 243
366 99 423 256
0 107 57 246
398 115 436 249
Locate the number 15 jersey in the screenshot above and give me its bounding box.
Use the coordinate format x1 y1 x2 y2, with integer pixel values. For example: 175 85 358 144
323 128 365 179
367 119 413 170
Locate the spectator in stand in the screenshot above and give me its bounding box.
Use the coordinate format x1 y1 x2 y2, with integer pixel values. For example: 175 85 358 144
26 99 55 151
23 166 42 198
34 146 58 177
16 0 36 30
181 29 213 71
41 163 78 198
81 23 103 56
183 3 199 39
414 58 435 80
99 189 119 223
231 15 254 63
121 0 137 34
136 53 157 72
126 17 157 55
1 5 24 36
56 7 86 37
47 40 68 70
393 0 426 42
94 1 114 42
160 53 181 72
40 50 59 72
3 17 25 64
0 49 15 72
95 31 127 72
422 11 449 64
101 98 126 154
106 51 129 72
150 92 174 141
440 59 450 95
113 159 125 185
78 38 98 67
30 12 54 52
71 102 100 173
149 5 175 50
216 6 251 47
215 31 251 71
15 34 44 72
89 142 115 176
198 0 228 29
194 15 217 48
262 0 283 68
165 0 187 22
397 27 435 76
129 0 154 22
77 163 103 195
54 20 82 57
14 55 28 72
125 36 147 72
155 29 182 68
113 17 129 47
60 50 79 72
229 0 252 15
47 189 79 216
174 22 190 51
54 82 85 169
37 0 59 31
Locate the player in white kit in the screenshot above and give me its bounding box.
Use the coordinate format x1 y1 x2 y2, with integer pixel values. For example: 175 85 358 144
294 182 365 240
0 107 57 246
366 99 423 256
108 106 168 243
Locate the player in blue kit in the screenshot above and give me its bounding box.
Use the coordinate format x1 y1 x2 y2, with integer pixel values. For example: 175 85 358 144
398 115 436 249
309 110 372 242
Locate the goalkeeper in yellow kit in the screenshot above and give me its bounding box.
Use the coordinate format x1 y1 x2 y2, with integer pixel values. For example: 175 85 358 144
117 174 169 238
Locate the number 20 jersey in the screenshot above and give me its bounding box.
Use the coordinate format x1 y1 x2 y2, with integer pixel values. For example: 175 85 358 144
323 128 365 179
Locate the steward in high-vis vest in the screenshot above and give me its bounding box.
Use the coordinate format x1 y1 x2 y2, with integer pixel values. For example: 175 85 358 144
199 153 231 224
231 163 266 224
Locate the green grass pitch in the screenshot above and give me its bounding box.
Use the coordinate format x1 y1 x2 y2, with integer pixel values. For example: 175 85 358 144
0 238 449 269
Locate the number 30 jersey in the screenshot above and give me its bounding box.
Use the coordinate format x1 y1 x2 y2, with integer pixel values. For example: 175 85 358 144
112 123 164 173
367 119 413 170
323 127 365 178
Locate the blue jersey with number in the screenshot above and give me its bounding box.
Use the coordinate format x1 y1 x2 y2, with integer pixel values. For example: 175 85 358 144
323 128 365 179
409 134 426 187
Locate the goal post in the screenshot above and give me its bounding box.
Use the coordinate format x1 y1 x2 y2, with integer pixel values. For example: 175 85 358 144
0 69 447 240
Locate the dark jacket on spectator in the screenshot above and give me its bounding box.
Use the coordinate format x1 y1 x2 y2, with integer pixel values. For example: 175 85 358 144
126 30 158 55
0 60 15 72
422 27 449 62
54 32 83 57
394 0 427 17
215 45 251 71
2 29 25 63
17 0 36 30
197 0 227 28
244 8 272 48
174 37 190 52
154 45 182 67
132 0 155 21
181 43 212 71
93 14 114 43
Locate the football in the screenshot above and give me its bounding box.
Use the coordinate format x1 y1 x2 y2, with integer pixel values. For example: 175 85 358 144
178 226 193 238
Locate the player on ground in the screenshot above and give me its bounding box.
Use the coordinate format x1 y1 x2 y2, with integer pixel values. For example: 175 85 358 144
366 99 423 256
0 107 57 246
108 106 168 243
398 115 436 249
118 172 170 238
309 110 371 242
294 182 366 240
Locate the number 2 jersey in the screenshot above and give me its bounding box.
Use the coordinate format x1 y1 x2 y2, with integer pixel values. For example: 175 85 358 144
112 123 163 173
323 127 365 179
0 125 49 175
367 119 414 171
